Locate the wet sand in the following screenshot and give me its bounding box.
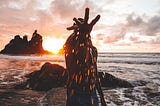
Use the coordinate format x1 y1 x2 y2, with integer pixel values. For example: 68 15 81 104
0 89 45 106
41 87 67 106
0 85 160 106
0 87 67 106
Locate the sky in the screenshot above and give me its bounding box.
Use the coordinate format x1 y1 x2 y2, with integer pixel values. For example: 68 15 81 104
0 0 160 53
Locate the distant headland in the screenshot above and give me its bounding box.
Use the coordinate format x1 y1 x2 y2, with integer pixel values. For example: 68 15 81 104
0 30 52 55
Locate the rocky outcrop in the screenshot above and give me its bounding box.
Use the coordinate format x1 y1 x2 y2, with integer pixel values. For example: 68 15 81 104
15 62 133 91
25 62 67 91
98 72 133 88
0 30 51 54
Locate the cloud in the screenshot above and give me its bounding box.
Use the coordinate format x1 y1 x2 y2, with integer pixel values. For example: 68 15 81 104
145 15 160 36
50 0 79 20
126 14 144 27
104 28 126 43
95 34 105 41
129 35 139 41
49 0 104 39
0 0 160 52
50 0 103 21
0 0 51 49
126 12 160 36
112 12 160 44
150 35 160 44
93 0 160 45
0 0 103 48
94 10 160 45
0 0 40 32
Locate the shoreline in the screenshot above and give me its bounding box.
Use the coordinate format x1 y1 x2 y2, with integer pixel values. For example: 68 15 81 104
0 53 159 106
0 88 45 106
0 85 160 106
0 87 67 106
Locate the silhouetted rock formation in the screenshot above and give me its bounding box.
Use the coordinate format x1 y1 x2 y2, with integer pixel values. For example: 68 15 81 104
0 30 51 54
15 62 133 91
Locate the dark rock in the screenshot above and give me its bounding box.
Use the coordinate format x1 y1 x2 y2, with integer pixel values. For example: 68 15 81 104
15 63 133 91
0 30 51 55
132 80 149 86
14 81 28 89
26 62 67 91
98 72 133 88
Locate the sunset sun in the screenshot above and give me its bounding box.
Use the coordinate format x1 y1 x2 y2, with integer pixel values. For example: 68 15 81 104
43 38 65 54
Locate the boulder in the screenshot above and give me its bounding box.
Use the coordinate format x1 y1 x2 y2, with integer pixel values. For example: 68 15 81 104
26 62 67 91
98 72 133 88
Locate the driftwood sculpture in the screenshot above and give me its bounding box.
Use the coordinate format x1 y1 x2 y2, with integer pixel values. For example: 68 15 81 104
64 8 106 106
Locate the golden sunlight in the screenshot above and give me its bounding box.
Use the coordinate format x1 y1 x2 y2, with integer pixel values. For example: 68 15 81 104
43 37 65 54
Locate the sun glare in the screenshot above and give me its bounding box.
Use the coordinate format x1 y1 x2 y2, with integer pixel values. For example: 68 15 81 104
43 38 64 54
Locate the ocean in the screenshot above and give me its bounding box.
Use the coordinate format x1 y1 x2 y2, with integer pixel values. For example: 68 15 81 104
0 53 160 106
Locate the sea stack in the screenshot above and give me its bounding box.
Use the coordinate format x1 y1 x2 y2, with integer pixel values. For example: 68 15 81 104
0 30 51 54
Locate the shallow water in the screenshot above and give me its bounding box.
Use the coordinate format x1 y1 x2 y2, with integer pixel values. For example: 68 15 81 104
97 53 160 106
0 54 65 88
0 53 160 106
